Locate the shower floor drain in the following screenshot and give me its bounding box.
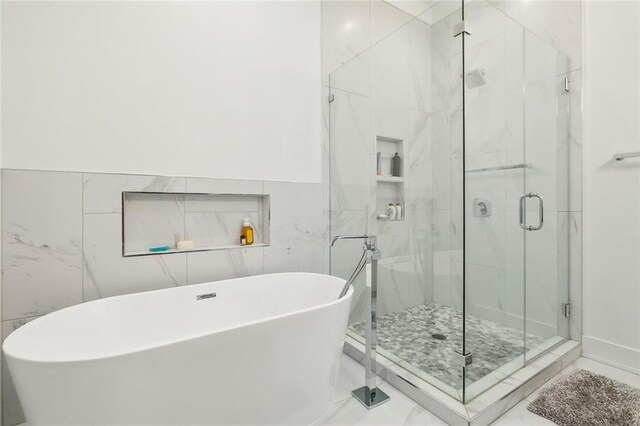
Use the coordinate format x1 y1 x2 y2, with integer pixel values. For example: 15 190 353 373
432 333 447 341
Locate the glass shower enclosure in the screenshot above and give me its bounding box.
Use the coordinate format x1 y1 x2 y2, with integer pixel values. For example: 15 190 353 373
328 0 570 403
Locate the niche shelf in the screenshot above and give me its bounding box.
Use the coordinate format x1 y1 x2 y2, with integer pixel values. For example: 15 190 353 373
375 136 405 221
122 191 270 257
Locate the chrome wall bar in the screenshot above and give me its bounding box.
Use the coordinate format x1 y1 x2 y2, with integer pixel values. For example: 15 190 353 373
613 151 640 161
466 163 532 173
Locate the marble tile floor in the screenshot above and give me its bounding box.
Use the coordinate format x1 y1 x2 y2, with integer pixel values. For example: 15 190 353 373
316 354 640 425
350 303 546 388
312 354 449 426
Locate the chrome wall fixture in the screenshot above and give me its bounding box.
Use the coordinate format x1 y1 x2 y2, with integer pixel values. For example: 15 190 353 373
473 198 492 217
330 235 390 409
613 151 640 161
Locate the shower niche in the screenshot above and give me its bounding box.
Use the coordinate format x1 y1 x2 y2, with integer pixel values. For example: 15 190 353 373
122 191 270 256
376 136 405 221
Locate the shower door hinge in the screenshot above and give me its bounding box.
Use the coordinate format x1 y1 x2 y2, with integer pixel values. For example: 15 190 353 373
454 350 473 367
563 302 571 318
564 77 570 93
453 21 471 37
328 94 335 103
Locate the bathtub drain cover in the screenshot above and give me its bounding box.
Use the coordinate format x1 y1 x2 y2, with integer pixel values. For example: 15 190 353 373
432 333 447 341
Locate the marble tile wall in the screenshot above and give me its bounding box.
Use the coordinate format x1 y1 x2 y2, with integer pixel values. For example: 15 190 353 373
1 169 324 426
124 193 186 253
325 3 436 322
321 0 432 79
491 0 582 72
430 5 462 316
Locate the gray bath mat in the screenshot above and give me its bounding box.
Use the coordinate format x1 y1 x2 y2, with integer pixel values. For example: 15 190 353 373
528 369 640 426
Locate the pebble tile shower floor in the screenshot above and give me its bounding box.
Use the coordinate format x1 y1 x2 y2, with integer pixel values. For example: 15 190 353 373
350 303 546 388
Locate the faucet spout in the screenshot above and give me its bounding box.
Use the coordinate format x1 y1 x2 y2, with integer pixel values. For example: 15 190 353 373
331 234 372 247
331 235 380 299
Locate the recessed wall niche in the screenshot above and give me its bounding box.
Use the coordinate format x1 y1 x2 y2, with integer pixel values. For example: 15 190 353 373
122 192 270 256
375 136 405 221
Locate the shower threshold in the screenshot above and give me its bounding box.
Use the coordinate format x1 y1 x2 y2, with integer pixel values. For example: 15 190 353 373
343 310 580 424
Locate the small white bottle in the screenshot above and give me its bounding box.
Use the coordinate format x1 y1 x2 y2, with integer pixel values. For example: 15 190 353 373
386 203 397 220
395 203 402 220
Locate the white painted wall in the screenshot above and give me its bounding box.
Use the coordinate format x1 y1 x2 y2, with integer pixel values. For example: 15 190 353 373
583 1 640 374
1 1 321 183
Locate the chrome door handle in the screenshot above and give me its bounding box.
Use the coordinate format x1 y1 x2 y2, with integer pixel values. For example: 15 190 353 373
519 194 527 230
519 193 544 231
529 193 544 230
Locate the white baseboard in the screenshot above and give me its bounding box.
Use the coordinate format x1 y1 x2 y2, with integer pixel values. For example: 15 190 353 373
582 335 640 375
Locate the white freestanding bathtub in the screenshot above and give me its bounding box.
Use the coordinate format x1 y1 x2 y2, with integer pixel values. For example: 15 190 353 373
3 272 353 426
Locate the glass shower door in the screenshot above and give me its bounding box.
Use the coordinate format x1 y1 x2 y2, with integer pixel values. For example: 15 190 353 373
522 29 571 358
460 0 527 401
461 0 570 401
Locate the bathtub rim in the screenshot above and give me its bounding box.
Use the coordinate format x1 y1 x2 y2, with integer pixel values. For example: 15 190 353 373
3 272 353 364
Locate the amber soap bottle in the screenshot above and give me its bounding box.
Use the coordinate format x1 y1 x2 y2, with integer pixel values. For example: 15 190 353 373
241 218 254 245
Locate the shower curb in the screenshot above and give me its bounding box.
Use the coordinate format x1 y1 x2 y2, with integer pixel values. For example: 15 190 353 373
343 336 581 425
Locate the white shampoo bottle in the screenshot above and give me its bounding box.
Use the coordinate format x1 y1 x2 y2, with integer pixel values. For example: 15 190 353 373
386 203 397 220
